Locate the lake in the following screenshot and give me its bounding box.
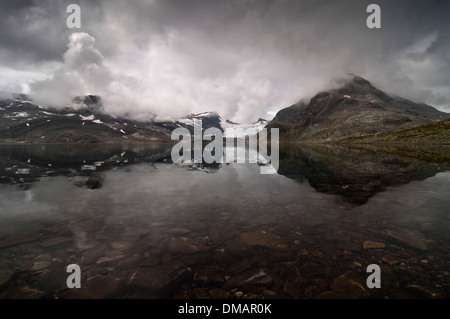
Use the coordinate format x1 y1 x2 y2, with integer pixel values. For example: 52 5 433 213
0 143 449 298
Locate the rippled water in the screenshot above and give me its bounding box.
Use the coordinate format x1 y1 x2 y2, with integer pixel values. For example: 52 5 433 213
0 143 449 299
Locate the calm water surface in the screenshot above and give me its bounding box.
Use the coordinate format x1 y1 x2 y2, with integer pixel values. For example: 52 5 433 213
0 143 449 298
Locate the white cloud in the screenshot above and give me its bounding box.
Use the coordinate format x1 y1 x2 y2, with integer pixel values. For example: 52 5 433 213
3 0 449 122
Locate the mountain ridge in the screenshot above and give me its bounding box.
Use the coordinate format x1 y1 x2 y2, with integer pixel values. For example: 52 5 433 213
0 96 266 143
1 75 449 144
266 75 449 142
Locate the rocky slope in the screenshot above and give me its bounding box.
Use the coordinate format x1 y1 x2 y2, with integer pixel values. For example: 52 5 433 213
0 95 266 143
341 118 450 145
265 101 306 135
266 75 450 142
0 95 171 143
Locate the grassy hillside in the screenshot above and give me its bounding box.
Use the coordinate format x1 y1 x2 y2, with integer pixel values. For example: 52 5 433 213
340 118 450 145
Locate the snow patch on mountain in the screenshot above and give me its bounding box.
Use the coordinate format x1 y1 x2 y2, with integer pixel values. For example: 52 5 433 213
172 112 267 138
220 119 267 138
80 115 95 121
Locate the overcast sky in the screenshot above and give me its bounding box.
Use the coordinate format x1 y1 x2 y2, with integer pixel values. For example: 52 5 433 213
0 0 449 123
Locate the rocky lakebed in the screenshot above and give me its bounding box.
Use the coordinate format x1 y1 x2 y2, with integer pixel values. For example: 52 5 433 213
0 143 449 299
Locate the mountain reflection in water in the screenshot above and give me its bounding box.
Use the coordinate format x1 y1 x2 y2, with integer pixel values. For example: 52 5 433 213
0 143 449 299
277 144 448 205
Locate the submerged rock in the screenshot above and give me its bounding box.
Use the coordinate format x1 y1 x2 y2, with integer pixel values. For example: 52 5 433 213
331 272 369 298
209 288 231 299
385 230 427 251
336 241 362 252
63 275 125 299
224 268 277 291
225 238 249 256
30 261 51 272
128 262 191 296
96 255 126 265
178 253 214 266
40 236 73 248
3 285 46 299
405 284 446 299
111 241 133 250
125 227 149 237
33 269 68 291
240 230 286 249
363 241 386 249
226 259 252 276
0 269 14 288
0 232 43 249
250 215 276 226
193 267 224 285
80 244 109 265
167 228 191 235
114 256 142 271
382 254 400 265
314 291 350 299
168 237 209 255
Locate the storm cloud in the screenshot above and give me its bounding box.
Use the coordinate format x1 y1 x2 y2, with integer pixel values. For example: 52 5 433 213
0 0 449 122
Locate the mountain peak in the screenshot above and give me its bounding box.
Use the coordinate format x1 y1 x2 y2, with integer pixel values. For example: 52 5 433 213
310 74 391 104
185 111 220 119
331 74 377 94
346 74 373 86
267 75 450 141
71 95 103 112
253 118 267 124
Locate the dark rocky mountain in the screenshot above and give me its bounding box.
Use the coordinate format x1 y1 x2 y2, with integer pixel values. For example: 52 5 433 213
0 95 172 143
266 101 306 134
266 75 450 142
0 95 266 143
177 111 223 134
341 118 450 145
253 118 268 125
72 95 104 113
5 74 446 144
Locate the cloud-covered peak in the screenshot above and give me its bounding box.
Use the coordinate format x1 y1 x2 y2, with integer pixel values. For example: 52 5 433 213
1 0 449 122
